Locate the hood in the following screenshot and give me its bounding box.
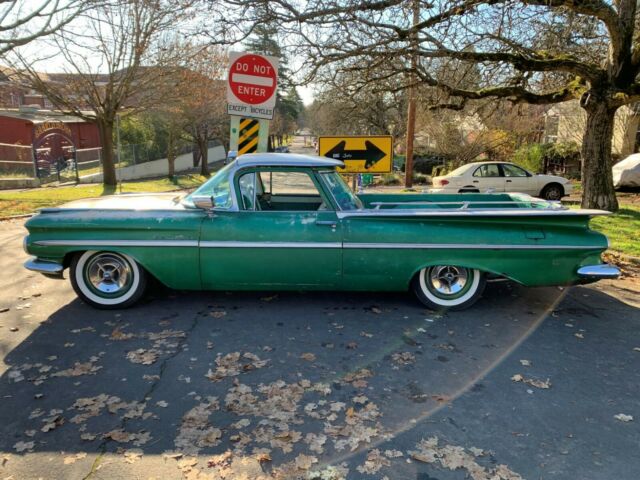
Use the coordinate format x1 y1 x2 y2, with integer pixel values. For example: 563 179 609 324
56 193 185 210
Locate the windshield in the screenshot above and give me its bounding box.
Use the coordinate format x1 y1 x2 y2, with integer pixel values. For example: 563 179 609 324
321 171 363 211
183 162 234 209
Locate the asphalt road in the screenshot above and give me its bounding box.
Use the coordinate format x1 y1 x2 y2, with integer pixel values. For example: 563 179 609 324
1 218 639 480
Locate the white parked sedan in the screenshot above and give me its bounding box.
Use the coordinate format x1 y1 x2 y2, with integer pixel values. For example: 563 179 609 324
431 161 573 200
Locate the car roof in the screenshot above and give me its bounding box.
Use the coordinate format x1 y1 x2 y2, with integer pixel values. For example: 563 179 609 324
235 153 344 168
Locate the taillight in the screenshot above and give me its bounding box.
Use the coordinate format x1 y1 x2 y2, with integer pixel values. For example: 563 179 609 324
439 179 449 186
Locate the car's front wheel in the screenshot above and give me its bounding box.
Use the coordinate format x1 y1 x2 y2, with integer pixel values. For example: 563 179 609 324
412 265 486 310
70 251 147 309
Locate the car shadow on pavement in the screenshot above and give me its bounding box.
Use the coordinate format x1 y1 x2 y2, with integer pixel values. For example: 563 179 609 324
0 283 639 479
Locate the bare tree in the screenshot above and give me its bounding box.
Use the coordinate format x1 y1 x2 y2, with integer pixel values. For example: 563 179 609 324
169 45 228 177
0 0 86 56
205 0 640 210
9 0 194 185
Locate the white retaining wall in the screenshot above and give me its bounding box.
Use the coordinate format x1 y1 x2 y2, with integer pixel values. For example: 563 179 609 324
79 145 226 183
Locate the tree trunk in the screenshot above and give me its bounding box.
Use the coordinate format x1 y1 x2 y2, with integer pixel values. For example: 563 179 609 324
167 130 175 179
580 101 619 211
98 119 117 186
192 146 201 167
199 139 209 176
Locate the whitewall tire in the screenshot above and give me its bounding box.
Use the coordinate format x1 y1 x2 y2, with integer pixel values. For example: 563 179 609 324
412 265 486 311
70 251 147 309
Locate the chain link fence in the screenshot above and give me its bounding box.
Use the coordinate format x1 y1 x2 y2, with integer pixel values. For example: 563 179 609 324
0 143 36 178
0 139 224 186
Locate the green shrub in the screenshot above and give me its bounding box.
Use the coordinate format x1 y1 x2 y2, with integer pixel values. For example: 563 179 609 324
413 173 431 185
379 173 402 185
513 143 545 173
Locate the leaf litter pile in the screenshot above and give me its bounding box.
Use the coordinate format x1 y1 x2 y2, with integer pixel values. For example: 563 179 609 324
6 320 526 480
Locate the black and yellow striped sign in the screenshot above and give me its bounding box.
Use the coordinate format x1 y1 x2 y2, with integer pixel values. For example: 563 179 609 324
238 118 260 154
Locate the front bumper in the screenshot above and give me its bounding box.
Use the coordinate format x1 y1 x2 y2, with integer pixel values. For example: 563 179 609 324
24 257 64 279
577 264 620 280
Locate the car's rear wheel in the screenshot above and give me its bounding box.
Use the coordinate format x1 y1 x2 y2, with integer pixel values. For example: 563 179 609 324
412 265 486 310
540 183 564 200
458 188 479 193
70 251 147 309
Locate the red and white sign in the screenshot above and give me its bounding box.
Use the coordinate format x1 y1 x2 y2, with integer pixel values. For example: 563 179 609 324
227 52 279 119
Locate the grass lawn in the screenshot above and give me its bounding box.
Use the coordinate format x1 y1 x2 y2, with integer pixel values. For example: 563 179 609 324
591 203 640 258
0 174 207 218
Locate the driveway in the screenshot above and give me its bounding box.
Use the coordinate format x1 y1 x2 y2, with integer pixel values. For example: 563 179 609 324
1 219 639 480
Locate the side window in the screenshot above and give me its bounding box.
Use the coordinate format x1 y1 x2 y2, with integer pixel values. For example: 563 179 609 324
473 164 501 177
244 171 324 212
502 164 528 177
238 172 256 210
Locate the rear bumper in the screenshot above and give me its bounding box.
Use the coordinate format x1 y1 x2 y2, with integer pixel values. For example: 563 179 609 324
24 257 64 279
577 264 620 280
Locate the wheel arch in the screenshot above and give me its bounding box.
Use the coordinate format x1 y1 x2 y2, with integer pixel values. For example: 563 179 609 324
62 248 162 285
407 260 520 289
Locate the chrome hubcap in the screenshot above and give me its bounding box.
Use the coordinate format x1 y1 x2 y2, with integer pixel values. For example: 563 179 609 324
86 254 130 294
429 266 468 295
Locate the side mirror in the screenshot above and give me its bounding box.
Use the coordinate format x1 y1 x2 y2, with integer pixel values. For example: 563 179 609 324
192 195 215 210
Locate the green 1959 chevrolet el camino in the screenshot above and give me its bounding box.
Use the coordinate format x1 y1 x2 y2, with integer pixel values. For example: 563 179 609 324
23 153 620 310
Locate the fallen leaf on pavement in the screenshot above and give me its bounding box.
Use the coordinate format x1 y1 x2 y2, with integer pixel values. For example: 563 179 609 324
123 449 143 463
614 413 633 422
294 453 318 470
357 449 390 474
511 374 551 389
126 349 159 365
13 441 34 453
410 437 522 479
300 353 316 362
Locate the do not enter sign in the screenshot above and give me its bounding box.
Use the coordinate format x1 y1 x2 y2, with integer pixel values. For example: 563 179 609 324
229 54 277 105
227 52 279 120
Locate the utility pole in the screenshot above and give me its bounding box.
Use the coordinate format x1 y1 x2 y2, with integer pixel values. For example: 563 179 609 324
404 0 419 188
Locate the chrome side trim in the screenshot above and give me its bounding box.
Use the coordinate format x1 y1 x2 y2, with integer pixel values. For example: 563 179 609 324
337 209 611 218
33 240 603 251
577 264 620 279
343 243 603 250
200 241 342 249
24 258 64 275
34 240 199 247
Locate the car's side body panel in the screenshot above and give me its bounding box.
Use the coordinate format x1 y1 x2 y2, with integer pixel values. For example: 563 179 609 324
25 209 204 290
199 209 342 289
340 214 606 289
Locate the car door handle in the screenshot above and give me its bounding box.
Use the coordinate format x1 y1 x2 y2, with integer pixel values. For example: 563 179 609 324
506 179 512 182
473 180 479 183
316 220 337 227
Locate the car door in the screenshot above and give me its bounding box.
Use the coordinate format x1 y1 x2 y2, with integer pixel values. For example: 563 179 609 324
500 163 534 194
471 163 505 192
199 168 343 289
